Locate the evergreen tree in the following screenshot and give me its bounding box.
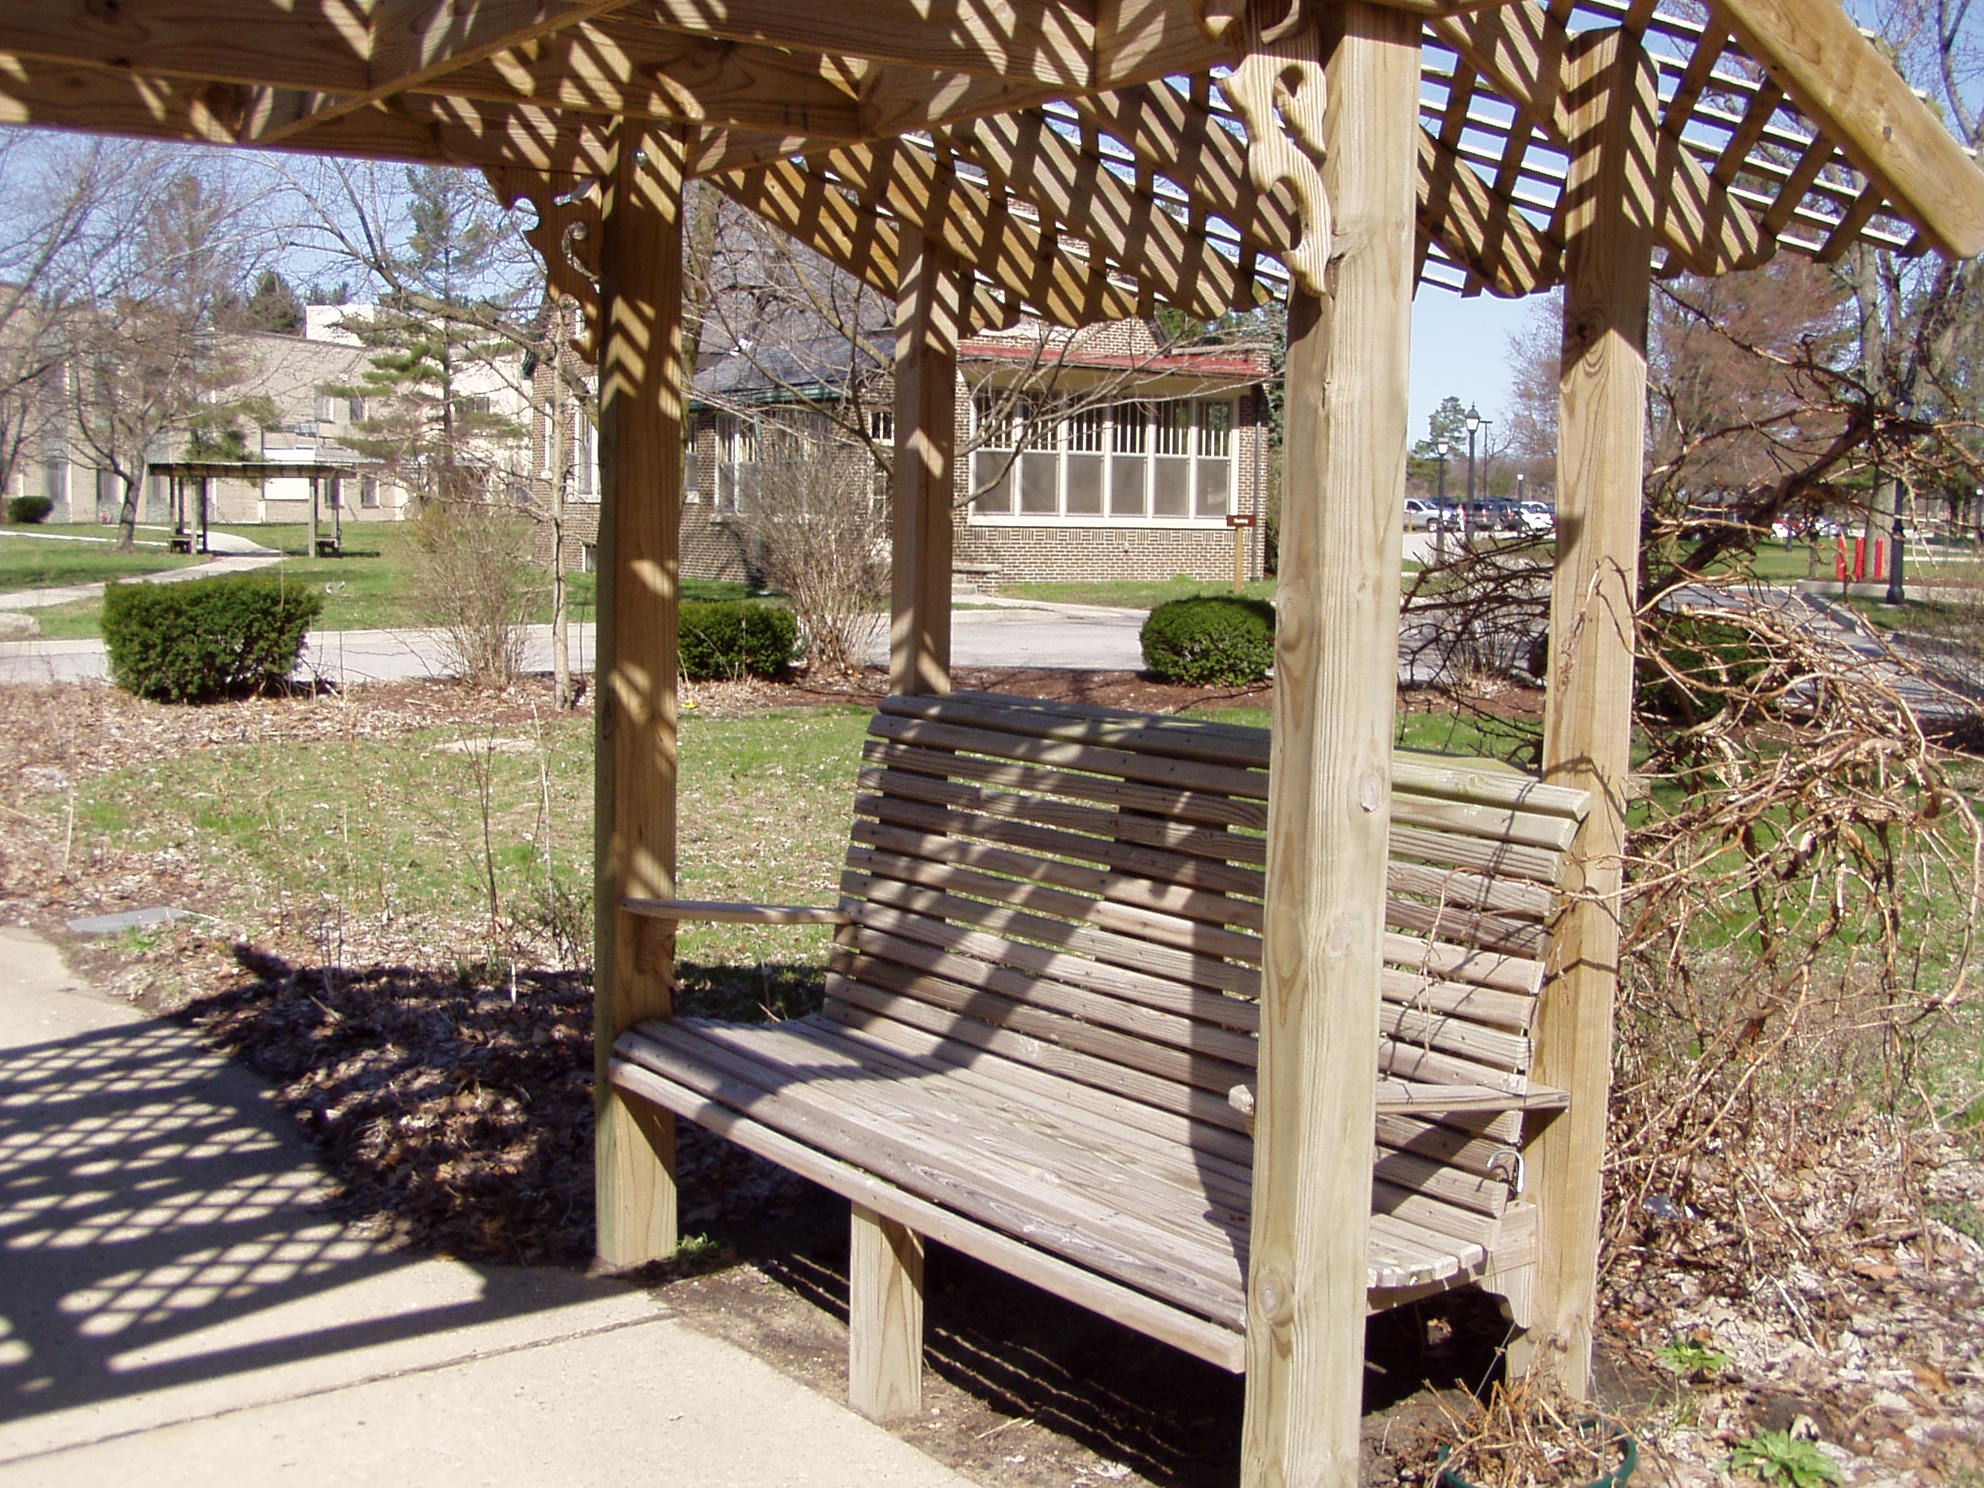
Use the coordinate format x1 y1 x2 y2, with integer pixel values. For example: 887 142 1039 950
240 269 305 335
1407 394 1473 492
320 167 525 506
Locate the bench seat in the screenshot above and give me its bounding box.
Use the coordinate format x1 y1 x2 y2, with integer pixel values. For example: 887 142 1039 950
610 691 1590 1374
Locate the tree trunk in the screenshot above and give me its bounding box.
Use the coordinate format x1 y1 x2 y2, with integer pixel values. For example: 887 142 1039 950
550 299 577 709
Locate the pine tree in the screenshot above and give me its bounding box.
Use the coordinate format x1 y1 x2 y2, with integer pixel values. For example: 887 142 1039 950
240 269 305 335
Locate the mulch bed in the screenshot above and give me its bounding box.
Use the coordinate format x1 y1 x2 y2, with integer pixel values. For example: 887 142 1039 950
3 669 1979 1488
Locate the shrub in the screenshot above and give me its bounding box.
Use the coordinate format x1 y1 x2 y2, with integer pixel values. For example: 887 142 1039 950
409 502 546 689
103 574 322 703
1140 595 1276 684
6 495 52 524
678 601 798 681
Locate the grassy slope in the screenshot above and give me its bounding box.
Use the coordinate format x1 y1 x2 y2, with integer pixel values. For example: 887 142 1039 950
0 536 202 590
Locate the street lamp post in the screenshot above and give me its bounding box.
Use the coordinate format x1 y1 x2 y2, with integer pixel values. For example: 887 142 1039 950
1464 404 1490 534
1434 438 1451 563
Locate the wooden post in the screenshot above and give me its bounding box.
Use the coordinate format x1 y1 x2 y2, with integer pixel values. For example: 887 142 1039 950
1527 27 1656 1394
848 1202 925 1421
308 474 320 557
593 121 688 1269
1241 7 1418 1488
889 226 962 697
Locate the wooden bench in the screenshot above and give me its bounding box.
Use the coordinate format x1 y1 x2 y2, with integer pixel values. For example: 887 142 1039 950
611 691 1591 1378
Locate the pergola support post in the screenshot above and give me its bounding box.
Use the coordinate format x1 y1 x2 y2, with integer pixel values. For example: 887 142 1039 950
849 224 961 1423
888 226 962 697
593 121 689 1270
1524 27 1656 1393
1241 6 1418 1487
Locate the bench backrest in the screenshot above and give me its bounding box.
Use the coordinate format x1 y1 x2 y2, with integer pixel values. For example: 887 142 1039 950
822 691 1591 1245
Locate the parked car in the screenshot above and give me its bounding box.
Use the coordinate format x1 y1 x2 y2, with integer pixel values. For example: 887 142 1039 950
1463 498 1520 531
1403 497 1446 530
1514 501 1555 533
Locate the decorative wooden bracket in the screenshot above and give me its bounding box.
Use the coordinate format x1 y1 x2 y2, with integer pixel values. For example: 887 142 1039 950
484 165 605 357
1215 1 1334 295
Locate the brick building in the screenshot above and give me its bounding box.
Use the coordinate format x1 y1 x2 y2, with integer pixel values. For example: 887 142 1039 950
534 317 1275 588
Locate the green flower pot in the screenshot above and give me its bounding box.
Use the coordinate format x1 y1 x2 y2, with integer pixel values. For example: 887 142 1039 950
1437 1421 1638 1488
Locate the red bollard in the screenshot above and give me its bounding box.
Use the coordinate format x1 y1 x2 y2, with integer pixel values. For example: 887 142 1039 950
1853 536 1867 580
1836 536 1849 581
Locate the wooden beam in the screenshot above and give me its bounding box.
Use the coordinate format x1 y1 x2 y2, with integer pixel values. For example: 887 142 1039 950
945 111 1249 321
819 141 1142 328
890 228 963 698
436 20 865 138
1528 26 1654 1396
644 0 1101 90
1434 2 1770 274
594 118 687 1270
848 1204 925 1421
1243 7 1418 1488
1707 0 1984 260
257 0 629 144
0 1 375 93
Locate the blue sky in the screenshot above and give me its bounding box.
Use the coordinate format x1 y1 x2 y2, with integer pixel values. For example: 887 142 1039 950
1406 289 1536 450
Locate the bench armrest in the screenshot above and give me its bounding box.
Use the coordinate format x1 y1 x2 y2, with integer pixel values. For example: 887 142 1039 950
622 896 851 927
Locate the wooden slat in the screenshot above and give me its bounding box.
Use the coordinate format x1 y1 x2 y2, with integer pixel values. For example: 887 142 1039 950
623 896 849 926
617 1020 1251 1323
1708 0 1984 259
607 1056 1250 1372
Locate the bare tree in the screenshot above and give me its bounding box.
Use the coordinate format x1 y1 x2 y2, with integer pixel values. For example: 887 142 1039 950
62 157 273 548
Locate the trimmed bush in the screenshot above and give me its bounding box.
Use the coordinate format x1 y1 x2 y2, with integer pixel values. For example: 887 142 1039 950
678 600 798 681
6 495 52 524
103 574 322 703
1140 595 1276 685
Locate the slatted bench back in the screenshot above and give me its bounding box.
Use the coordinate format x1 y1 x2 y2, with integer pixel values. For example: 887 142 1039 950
824 692 1591 1206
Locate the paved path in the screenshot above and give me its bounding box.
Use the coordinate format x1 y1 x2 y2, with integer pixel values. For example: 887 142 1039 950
0 926 971 1488
0 606 1154 685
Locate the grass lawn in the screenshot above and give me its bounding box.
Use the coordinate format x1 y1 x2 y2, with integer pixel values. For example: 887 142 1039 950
0 534 202 590
61 703 873 1014
19 518 757 638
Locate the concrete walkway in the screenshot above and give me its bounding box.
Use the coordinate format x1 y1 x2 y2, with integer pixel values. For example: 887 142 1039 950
0 928 971 1488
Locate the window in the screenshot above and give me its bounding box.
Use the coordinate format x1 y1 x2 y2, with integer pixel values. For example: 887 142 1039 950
315 394 335 423
359 477 379 509
347 396 365 424
714 414 760 513
971 395 1237 523
463 394 494 417
868 407 894 444
580 542 598 573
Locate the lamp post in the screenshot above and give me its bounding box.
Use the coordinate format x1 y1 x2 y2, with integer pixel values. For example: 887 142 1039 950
1464 404 1490 533
1434 438 1451 563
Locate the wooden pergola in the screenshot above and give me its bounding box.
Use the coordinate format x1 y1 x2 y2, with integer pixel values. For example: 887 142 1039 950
8 3 1980 1483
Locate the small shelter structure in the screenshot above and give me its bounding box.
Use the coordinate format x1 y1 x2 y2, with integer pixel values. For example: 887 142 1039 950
8 5 1982 1484
149 460 356 556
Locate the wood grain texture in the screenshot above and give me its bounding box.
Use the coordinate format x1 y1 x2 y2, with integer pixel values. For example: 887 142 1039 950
593 120 686 1270
609 1055 1250 1371
889 229 961 697
1528 27 1655 1397
1240 10 1419 1488
622 897 850 926
1708 0 1984 259
849 1205 925 1421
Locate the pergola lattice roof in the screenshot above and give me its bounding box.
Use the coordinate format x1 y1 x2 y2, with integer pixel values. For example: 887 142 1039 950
3 1 1980 331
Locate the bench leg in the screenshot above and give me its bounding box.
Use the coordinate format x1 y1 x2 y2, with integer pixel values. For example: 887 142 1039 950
849 1204 924 1422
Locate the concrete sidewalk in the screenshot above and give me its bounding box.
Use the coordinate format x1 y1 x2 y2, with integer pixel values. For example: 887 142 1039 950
0 928 972 1487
